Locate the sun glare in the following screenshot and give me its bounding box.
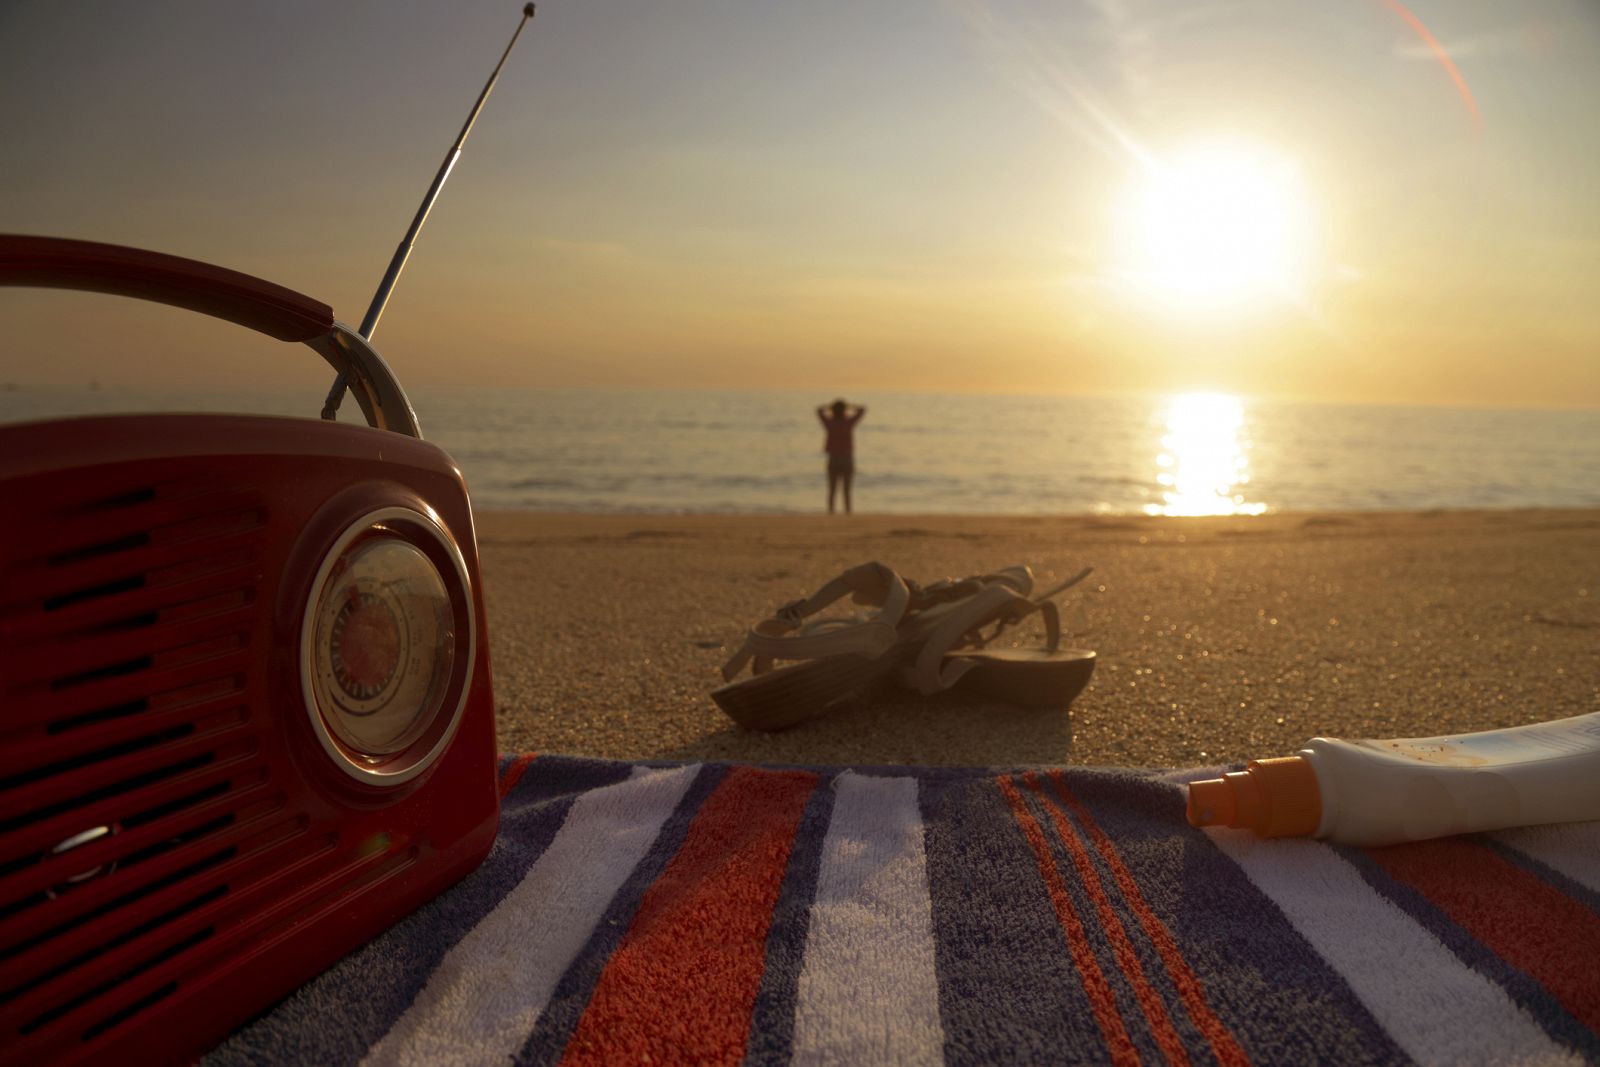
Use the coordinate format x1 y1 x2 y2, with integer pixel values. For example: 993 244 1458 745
1148 392 1266 517
1117 144 1311 309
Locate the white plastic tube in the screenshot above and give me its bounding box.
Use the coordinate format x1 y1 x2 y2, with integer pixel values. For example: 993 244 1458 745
1187 711 1600 846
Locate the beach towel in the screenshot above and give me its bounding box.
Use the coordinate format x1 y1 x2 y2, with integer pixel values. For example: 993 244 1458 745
207 754 1600 1066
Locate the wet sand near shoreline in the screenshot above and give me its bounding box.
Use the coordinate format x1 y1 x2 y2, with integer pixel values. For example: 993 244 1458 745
477 509 1600 769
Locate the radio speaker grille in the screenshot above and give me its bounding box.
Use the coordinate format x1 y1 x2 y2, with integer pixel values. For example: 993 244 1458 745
0 471 409 1054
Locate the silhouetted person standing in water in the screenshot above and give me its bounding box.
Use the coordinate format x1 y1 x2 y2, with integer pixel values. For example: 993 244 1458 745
816 398 865 514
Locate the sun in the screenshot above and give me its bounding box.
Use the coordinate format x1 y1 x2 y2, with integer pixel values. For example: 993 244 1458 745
1115 142 1311 309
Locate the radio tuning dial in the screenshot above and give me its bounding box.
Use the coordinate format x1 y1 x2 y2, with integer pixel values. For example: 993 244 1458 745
300 506 474 785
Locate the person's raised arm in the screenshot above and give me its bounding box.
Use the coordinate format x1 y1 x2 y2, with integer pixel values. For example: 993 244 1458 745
816 405 829 425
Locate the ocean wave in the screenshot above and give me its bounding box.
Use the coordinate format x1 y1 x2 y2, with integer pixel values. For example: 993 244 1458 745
10 387 1598 514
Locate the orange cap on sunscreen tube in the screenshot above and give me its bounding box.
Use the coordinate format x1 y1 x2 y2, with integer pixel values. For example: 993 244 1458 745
1186 756 1323 838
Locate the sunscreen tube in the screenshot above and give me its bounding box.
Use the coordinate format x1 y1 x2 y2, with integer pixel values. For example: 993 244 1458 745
1186 711 1600 846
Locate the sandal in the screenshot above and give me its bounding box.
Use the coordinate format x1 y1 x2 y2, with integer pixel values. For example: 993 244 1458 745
899 568 1097 709
713 562 1094 730
712 562 910 731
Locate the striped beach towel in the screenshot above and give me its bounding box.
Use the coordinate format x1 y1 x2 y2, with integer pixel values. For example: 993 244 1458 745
208 754 1600 1066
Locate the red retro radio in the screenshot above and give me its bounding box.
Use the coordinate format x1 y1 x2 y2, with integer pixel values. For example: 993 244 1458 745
0 9 539 1062
0 238 499 1066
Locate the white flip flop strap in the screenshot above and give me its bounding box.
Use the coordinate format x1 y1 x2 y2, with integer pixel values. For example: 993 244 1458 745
720 562 909 681
901 584 1020 695
721 562 1083 685
989 565 1034 596
1021 567 1091 655
901 587 1065 694
1038 600 1061 653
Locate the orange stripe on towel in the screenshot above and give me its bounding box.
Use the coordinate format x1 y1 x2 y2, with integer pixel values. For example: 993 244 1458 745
1368 837 1600 1033
497 753 538 798
560 766 817 1067
997 775 1139 1067
1024 773 1191 1067
1046 771 1251 1067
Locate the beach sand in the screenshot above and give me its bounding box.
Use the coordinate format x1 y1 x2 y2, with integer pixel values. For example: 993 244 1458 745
477 509 1599 769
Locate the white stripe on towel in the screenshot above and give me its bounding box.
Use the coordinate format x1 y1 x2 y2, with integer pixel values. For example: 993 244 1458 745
792 773 945 1067
1205 828 1581 1067
361 763 700 1067
1493 821 1600 895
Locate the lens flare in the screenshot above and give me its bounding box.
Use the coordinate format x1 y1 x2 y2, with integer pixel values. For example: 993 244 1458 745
1380 0 1482 133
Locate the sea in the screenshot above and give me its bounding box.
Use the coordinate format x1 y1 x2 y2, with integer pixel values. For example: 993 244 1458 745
3 386 1598 516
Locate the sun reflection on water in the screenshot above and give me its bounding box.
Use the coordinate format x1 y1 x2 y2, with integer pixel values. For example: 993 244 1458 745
1146 393 1266 517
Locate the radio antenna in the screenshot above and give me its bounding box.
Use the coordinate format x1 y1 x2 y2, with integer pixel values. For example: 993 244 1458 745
322 3 537 421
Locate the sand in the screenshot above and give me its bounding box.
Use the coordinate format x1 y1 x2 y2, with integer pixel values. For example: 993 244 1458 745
476 509 1599 769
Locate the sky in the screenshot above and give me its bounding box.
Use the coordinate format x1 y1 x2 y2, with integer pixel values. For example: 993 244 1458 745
1 0 1597 408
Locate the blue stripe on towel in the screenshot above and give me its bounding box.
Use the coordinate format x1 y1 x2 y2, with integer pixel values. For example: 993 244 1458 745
514 763 728 1067
1066 773 1405 1065
1022 774 1228 1066
1013 777 1173 1065
1337 842 1600 1059
919 774 1110 1065
741 769 839 1067
203 755 633 1067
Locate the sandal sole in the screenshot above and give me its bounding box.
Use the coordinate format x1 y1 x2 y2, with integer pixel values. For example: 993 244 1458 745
711 653 896 730
950 648 1096 709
